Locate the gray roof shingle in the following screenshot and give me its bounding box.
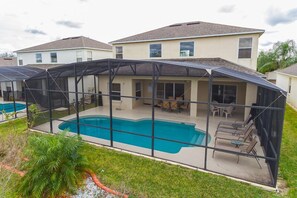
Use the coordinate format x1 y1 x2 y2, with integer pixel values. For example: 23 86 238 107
17 36 112 52
277 63 297 76
111 21 264 44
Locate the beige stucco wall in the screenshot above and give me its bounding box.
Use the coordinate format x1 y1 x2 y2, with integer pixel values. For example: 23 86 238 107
112 34 260 70
245 83 258 119
276 73 297 108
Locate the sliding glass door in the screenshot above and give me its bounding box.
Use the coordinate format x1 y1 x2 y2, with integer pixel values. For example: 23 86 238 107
156 82 184 99
212 84 237 104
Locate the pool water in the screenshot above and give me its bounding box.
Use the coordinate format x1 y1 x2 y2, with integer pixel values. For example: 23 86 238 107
59 116 207 154
0 103 26 113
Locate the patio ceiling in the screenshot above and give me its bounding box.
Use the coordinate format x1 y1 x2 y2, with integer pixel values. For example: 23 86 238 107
26 58 285 93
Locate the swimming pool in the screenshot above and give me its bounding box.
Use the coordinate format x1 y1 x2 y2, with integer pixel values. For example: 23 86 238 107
59 116 207 154
0 103 26 113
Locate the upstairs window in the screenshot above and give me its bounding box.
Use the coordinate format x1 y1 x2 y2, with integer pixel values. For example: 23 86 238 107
87 51 92 61
238 38 252 58
36 53 42 63
76 51 82 62
180 41 194 57
111 83 121 101
116 46 123 59
50 52 57 63
150 44 162 58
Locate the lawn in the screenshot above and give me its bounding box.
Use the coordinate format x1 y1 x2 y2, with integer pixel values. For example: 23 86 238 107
279 105 297 197
1 105 297 197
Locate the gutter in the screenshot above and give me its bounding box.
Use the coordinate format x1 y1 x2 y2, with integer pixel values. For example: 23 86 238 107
15 47 112 53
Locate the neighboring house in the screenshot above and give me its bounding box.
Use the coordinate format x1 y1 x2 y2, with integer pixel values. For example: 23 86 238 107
12 36 112 103
110 21 264 70
0 57 17 99
276 63 297 108
0 57 17 66
16 36 112 66
103 21 265 119
265 71 277 84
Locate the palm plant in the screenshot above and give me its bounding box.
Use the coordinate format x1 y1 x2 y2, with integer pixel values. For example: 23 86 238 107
18 131 90 198
257 40 297 73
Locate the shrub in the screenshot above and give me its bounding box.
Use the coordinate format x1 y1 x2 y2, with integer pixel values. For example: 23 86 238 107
18 131 90 198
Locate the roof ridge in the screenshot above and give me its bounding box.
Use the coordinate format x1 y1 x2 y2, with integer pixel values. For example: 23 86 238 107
111 21 264 44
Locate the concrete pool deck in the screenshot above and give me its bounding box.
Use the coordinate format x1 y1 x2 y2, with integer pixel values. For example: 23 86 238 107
33 105 273 186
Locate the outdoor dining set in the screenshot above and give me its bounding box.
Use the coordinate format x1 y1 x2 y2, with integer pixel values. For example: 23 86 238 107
159 97 189 112
210 101 235 119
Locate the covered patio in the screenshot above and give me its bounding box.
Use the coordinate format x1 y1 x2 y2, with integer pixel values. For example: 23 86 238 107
25 58 286 187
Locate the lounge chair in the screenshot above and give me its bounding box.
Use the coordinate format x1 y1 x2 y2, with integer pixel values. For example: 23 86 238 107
161 100 170 111
218 114 252 129
215 120 253 136
212 137 261 168
214 126 255 146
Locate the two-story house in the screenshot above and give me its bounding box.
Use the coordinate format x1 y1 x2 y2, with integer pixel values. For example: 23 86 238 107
12 36 112 103
96 21 265 118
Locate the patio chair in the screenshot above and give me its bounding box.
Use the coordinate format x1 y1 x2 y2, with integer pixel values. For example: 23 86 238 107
215 120 254 136
214 126 255 146
217 114 252 130
161 100 170 111
223 105 233 119
212 137 261 168
171 100 179 112
180 102 189 112
83 95 92 104
210 105 219 117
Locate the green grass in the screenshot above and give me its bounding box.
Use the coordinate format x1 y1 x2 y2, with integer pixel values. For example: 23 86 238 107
0 118 26 198
1 105 297 197
83 143 276 197
279 105 297 197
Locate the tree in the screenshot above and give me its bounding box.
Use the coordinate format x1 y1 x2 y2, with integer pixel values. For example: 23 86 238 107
0 52 16 58
257 40 297 73
17 131 90 198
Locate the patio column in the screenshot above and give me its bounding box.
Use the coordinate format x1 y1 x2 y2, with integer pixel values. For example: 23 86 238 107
245 83 258 120
190 79 198 117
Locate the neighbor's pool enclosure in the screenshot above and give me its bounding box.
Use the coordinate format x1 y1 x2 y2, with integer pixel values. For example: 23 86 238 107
25 59 286 187
0 66 43 121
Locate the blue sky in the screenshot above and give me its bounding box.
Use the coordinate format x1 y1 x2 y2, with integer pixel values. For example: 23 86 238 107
0 0 296 52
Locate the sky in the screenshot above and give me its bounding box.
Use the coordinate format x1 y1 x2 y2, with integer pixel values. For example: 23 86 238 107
0 0 297 53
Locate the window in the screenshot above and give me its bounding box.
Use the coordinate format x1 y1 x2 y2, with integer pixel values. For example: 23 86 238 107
36 53 42 63
238 38 252 58
288 78 292 93
212 85 237 104
87 51 92 61
156 83 184 99
135 82 141 100
116 46 123 59
18 59 23 65
111 83 121 101
50 52 57 63
150 44 162 58
76 51 82 62
180 42 194 57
